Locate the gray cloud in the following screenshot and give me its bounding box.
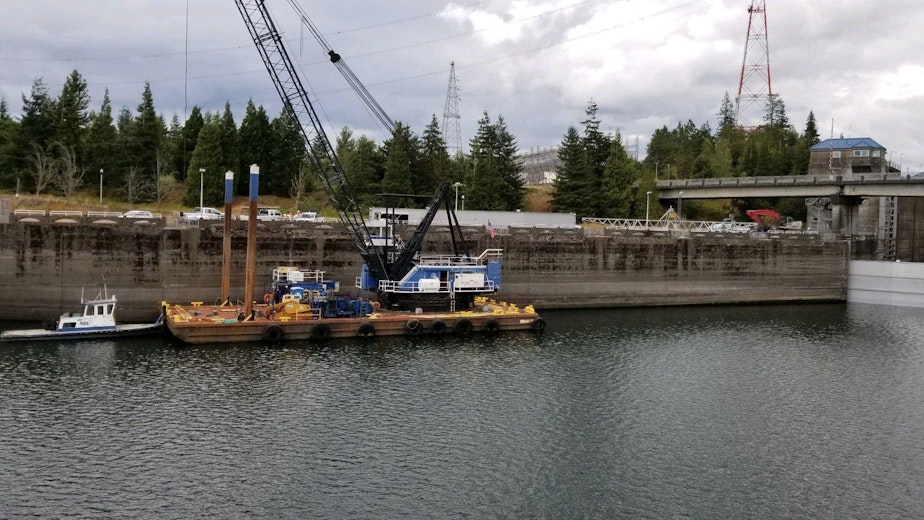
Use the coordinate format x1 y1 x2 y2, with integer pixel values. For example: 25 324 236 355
2 0 921 171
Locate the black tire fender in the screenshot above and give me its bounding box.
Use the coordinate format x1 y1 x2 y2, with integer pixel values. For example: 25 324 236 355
310 323 331 340
531 317 547 332
406 318 423 335
356 322 376 338
454 318 473 336
429 320 447 334
482 318 500 334
262 325 284 342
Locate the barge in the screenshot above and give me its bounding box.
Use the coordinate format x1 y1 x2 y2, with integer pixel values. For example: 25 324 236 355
163 261 544 345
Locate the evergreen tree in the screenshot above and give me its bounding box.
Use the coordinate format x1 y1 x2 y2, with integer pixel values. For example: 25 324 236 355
184 115 224 207
492 115 524 211
0 98 21 188
803 111 820 146
465 112 501 210
716 91 736 138
218 102 239 183
381 122 418 202
13 79 56 190
268 107 306 196
174 106 204 181
129 82 166 195
420 114 451 192
84 90 118 195
551 126 585 214
238 100 272 194
350 135 384 204
53 70 90 162
599 134 635 217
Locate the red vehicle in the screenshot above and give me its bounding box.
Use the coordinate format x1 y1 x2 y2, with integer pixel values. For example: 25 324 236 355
745 209 803 231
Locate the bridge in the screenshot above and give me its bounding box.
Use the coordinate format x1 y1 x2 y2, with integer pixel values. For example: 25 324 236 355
656 173 924 199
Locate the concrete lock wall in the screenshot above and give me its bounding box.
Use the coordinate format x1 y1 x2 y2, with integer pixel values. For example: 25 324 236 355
0 221 849 322
848 260 924 308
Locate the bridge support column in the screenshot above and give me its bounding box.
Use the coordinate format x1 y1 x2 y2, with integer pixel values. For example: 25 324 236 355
830 194 866 235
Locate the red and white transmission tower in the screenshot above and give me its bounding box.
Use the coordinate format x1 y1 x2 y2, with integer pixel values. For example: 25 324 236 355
442 62 463 156
735 0 772 126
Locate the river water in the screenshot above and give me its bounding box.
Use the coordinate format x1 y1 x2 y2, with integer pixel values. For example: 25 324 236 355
1 303 923 518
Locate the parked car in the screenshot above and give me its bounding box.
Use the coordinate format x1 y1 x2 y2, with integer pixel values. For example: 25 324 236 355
120 210 154 219
294 211 323 222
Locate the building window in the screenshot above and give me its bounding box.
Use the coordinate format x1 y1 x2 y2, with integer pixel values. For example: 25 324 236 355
832 151 841 159
872 150 881 157
853 149 870 157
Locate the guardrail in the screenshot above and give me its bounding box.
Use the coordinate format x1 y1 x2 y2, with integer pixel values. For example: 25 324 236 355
583 217 758 233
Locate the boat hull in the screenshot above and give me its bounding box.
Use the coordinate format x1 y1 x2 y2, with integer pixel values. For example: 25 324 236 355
0 322 164 342
163 299 544 345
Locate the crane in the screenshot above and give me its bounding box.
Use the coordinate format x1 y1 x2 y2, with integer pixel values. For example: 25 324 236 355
233 0 495 312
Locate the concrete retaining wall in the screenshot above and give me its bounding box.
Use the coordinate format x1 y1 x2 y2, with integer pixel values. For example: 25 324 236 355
848 260 924 308
0 220 849 321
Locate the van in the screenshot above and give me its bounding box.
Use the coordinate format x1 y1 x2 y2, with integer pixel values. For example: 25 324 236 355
257 208 282 221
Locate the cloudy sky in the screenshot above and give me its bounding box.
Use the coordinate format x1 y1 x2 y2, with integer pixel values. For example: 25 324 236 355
2 0 922 172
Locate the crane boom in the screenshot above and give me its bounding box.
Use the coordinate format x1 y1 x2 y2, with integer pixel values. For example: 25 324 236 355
233 0 388 281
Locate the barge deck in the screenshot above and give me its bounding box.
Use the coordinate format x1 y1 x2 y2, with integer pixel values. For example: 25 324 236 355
163 296 544 344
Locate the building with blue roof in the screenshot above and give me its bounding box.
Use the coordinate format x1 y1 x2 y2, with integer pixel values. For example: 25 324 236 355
808 137 892 174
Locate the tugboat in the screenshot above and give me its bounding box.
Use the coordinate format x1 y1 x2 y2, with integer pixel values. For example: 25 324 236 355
1 292 164 342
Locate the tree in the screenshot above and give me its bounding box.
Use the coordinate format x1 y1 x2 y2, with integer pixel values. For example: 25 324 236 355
420 114 451 191
290 161 312 212
129 82 165 193
551 126 585 214
53 70 90 159
268 107 305 196
184 115 224 207
465 111 501 210
14 79 56 191
0 98 19 188
238 100 271 194
174 106 204 181
716 91 736 138
803 111 820 146
52 143 84 200
492 115 524 211
84 89 118 192
28 143 57 195
152 150 176 208
381 121 418 201
599 134 635 217
124 166 150 205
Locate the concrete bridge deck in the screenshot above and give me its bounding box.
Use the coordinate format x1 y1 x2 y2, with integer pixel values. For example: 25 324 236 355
657 173 924 199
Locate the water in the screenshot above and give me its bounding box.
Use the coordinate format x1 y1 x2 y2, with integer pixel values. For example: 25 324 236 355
2 303 924 518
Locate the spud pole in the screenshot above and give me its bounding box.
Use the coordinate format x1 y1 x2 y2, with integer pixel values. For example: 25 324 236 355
221 171 234 305
243 165 259 320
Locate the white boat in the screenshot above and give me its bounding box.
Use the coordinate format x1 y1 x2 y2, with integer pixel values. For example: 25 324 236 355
0 293 164 342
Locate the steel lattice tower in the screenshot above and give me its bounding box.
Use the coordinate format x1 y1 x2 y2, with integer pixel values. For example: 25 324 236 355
735 0 772 126
442 62 463 156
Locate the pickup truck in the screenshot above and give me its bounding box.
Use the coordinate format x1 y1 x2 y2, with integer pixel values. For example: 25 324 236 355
181 207 224 222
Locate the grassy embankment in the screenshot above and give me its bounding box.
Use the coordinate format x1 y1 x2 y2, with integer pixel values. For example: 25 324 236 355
2 184 554 217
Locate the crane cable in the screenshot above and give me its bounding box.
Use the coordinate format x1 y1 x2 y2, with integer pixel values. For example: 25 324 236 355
284 0 396 134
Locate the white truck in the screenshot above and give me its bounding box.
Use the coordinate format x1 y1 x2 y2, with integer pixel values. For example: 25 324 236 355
182 207 224 223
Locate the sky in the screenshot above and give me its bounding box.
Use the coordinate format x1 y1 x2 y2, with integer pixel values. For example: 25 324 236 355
1 0 922 173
